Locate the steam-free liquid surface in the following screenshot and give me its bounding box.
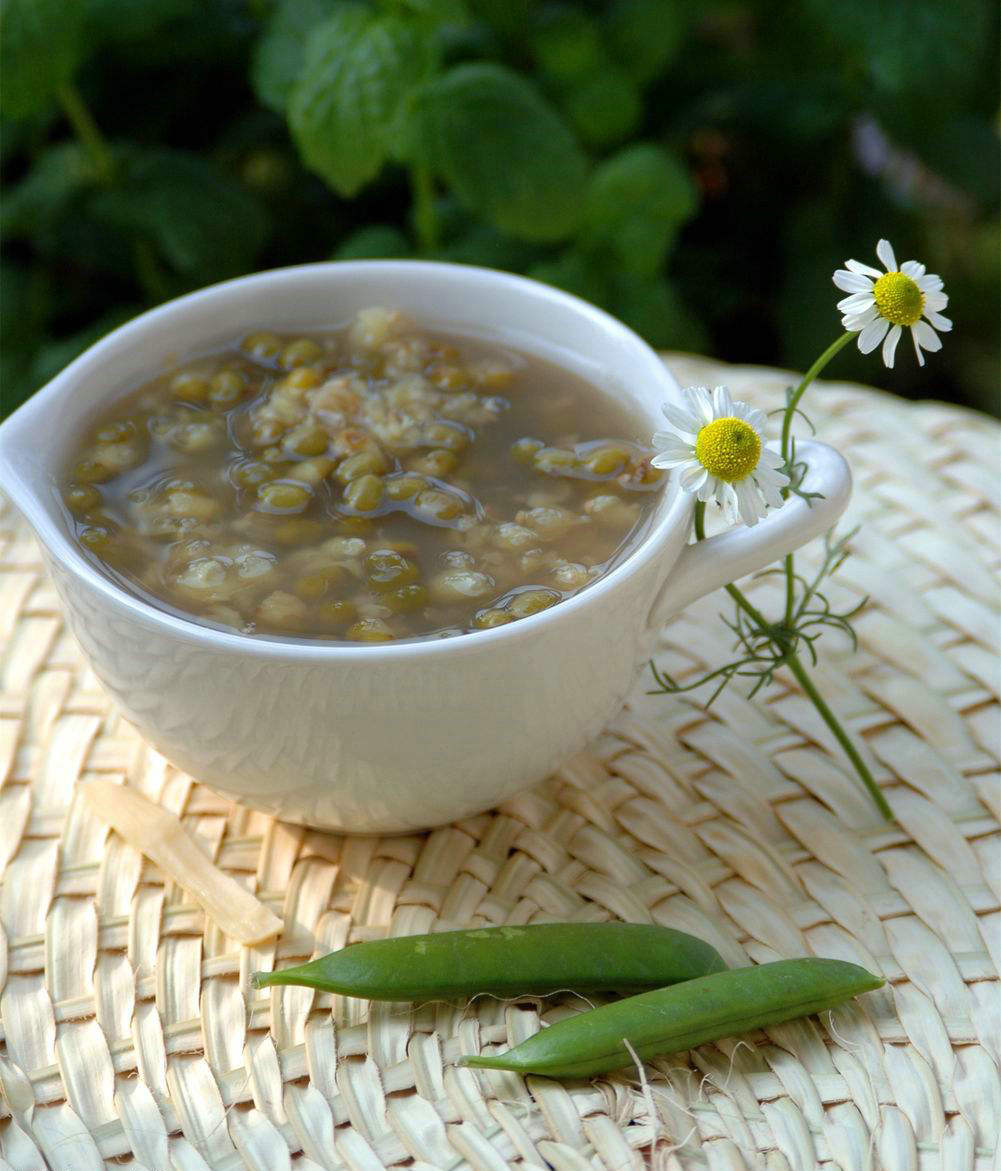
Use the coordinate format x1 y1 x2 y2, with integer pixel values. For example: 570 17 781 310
60 308 663 641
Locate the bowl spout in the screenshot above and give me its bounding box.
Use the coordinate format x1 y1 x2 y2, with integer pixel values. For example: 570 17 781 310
0 374 70 551
1 394 48 519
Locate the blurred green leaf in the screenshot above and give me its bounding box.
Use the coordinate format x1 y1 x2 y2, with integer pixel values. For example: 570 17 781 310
529 5 642 148
805 0 990 112
335 224 412 258
562 67 642 149
288 5 433 196
0 142 97 238
240 147 296 195
609 271 708 351
0 105 58 163
435 16 499 62
436 222 542 269
399 0 470 27
0 262 51 353
84 0 200 47
604 0 689 84
251 0 339 114
28 305 140 389
910 116 1001 207
1 0 86 118
27 199 137 277
0 0 995 419
581 144 696 276
417 63 588 241
529 249 610 305
88 0 251 66
1 350 35 417
1 262 53 415
694 76 847 142
530 4 602 81
466 0 531 38
91 148 267 281
1 143 136 278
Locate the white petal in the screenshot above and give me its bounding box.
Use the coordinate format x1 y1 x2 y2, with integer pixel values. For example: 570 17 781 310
651 452 693 469
679 463 708 492
732 401 766 431
730 399 753 420
697 475 719 503
924 291 949 311
912 320 942 353
876 238 897 271
837 292 876 312
661 456 701 477
734 479 764 527
718 483 739 525
651 431 695 456
754 475 785 509
881 324 902 368
917 274 944 293
685 386 715 425
857 317 890 354
650 454 696 470
754 461 789 488
911 329 926 366
845 259 882 278
846 306 881 326
843 306 880 331
924 310 952 332
759 446 786 469
712 385 733 416
900 259 926 278
833 270 874 293
660 402 700 435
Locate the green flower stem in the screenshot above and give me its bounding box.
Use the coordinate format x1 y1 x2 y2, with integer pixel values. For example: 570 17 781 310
784 654 893 819
692 501 892 821
57 84 115 184
694 501 771 628
781 331 854 627
132 238 170 303
411 162 439 255
780 332 854 464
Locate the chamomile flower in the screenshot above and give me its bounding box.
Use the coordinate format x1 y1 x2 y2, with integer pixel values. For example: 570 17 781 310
833 238 951 368
651 385 789 527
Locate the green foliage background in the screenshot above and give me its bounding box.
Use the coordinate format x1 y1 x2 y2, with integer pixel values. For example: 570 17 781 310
2 0 998 417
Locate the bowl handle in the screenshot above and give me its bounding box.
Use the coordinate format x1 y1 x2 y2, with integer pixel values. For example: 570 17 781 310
646 439 852 632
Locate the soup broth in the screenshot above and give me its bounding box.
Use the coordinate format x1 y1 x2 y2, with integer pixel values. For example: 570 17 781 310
60 308 664 641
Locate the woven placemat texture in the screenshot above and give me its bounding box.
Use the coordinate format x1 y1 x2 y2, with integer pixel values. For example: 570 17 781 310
0 357 998 1171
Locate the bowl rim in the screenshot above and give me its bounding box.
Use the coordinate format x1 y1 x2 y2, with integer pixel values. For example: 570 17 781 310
0 260 690 661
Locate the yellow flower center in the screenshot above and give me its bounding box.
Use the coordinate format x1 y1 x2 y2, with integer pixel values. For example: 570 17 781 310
873 271 924 326
694 417 761 482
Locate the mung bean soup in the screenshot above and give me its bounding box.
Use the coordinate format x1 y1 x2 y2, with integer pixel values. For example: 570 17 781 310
61 308 664 641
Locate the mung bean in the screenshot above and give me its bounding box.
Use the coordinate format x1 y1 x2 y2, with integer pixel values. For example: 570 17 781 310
62 311 663 641
343 473 384 511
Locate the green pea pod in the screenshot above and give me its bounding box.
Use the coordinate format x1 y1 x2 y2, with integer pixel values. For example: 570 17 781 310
460 957 883 1078
252 923 727 1000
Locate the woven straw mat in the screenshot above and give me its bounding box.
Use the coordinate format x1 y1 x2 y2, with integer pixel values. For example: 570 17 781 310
0 356 999 1171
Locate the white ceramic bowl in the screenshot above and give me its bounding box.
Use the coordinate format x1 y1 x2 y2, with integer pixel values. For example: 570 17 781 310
0 262 850 832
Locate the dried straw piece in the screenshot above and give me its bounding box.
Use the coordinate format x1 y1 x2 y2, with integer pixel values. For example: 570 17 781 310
80 779 282 943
